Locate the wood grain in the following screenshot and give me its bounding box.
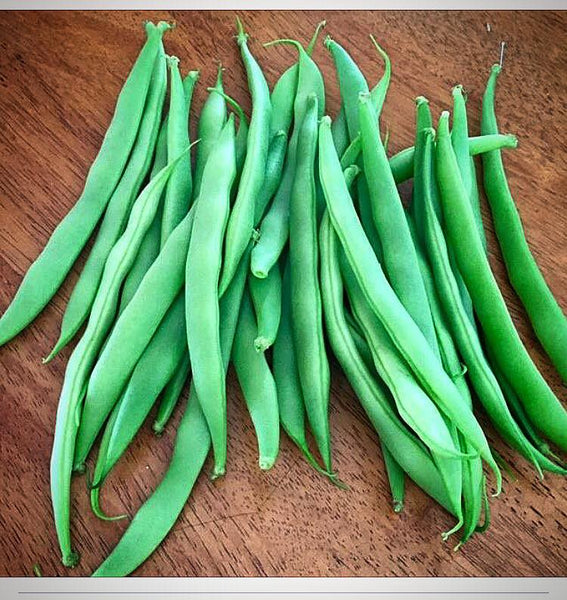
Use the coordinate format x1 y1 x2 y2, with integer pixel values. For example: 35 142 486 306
0 10 566 578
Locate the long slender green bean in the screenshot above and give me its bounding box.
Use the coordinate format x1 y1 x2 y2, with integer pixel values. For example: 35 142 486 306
481 64 567 383
0 22 171 347
186 116 236 477
92 246 251 577
44 48 167 361
50 150 186 568
219 18 271 295
436 111 567 452
318 115 501 492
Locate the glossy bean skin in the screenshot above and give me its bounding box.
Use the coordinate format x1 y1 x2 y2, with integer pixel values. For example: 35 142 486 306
92 246 251 578
248 259 281 352
120 69 199 313
273 258 331 478
386 133 518 185
85 204 196 433
50 152 184 568
418 129 556 475
359 93 438 352
289 94 332 472
153 354 191 435
318 116 501 492
435 111 567 452
481 64 567 383
409 213 486 545
87 292 188 486
319 210 456 516
186 116 237 477
219 19 271 295
0 22 170 347
253 131 288 225
232 287 280 469
161 57 193 246
193 65 227 199
44 48 167 362
251 39 325 279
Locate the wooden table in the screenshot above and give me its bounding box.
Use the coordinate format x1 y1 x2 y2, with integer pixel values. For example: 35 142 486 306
0 10 565 578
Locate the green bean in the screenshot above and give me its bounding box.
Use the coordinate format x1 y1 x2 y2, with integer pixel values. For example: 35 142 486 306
481 64 567 383
219 19 271 295
251 38 325 279
153 354 191 435
409 213 485 544
420 128 555 475
0 22 171 347
386 134 518 185
359 92 438 352
318 115 501 492
435 111 567 453
269 21 325 140
160 57 193 246
50 149 186 568
273 258 332 479
249 259 281 352
289 93 332 472
332 106 350 156
342 259 470 461
381 442 405 513
186 116 236 478
193 64 227 199
85 204 196 433
452 85 486 250
485 346 566 470
44 48 167 362
253 131 288 225
92 245 251 578
319 210 456 515
87 292 187 487
232 287 280 469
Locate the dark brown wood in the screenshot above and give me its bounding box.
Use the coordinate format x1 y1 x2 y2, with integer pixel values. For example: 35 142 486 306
0 10 565 578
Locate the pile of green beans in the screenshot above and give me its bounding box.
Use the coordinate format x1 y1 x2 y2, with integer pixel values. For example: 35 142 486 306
1 18 565 576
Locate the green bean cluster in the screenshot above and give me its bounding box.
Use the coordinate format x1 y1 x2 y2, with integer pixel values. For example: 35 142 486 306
0 18 565 576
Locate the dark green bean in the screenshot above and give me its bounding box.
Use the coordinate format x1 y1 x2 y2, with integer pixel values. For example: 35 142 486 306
481 64 567 383
435 111 567 453
318 115 501 492
381 442 405 513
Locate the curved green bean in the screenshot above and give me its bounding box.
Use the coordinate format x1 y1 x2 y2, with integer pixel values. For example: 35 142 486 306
186 116 236 477
44 48 167 362
50 149 185 567
481 64 567 383
0 22 171 347
290 93 332 472
232 287 280 469
219 18 271 295
435 111 567 452
92 244 251 578
318 115 501 493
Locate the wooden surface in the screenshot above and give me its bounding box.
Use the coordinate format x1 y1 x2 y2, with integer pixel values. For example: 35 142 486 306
0 10 566 578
